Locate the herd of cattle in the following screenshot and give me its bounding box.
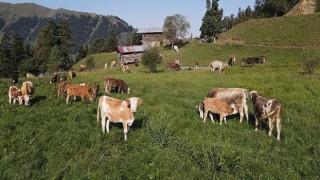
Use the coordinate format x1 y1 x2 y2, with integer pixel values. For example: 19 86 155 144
7 54 282 141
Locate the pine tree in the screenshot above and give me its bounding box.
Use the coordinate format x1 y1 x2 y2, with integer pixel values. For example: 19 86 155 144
106 29 118 52
11 33 25 74
0 34 12 77
200 0 223 38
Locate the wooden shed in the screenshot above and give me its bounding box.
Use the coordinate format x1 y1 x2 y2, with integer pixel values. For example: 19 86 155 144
118 45 145 65
137 27 163 47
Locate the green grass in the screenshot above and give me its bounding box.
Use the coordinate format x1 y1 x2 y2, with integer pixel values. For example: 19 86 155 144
1 42 320 179
219 13 320 47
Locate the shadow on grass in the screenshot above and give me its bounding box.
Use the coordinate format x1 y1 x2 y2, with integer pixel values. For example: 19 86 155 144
31 96 47 105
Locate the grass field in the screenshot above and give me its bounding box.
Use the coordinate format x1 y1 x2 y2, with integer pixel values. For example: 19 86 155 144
1 14 320 179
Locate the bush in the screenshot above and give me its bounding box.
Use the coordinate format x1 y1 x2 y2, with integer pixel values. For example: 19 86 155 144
141 47 162 73
86 55 95 70
301 58 319 75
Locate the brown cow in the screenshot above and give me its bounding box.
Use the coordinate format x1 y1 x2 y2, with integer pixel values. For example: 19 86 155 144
20 81 34 106
104 77 130 94
167 62 181 71
66 84 93 104
97 96 143 141
207 88 249 123
8 86 23 105
92 82 100 99
249 91 282 140
242 56 266 67
228 55 236 67
50 73 59 84
57 81 70 99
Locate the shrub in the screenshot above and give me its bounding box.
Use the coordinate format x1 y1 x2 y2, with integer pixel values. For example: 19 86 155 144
86 55 95 70
141 47 162 73
301 58 319 75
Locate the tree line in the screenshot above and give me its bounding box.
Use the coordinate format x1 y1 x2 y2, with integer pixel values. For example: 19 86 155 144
201 0 299 38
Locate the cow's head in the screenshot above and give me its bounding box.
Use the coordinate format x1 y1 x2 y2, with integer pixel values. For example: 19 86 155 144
126 97 143 113
249 91 259 102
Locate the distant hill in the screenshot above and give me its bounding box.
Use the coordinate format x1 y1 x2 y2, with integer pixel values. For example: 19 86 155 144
0 2 134 53
218 13 320 48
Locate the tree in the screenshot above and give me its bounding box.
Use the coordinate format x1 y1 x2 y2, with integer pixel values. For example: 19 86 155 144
90 38 106 54
106 29 118 52
163 14 190 49
0 34 12 77
11 33 25 73
200 0 223 38
141 47 162 73
85 55 95 70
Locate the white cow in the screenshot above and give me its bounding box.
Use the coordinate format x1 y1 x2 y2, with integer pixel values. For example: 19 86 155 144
173 45 179 52
209 60 229 71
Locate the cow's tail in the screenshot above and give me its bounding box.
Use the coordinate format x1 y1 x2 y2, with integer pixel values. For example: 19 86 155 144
262 105 281 119
96 101 100 125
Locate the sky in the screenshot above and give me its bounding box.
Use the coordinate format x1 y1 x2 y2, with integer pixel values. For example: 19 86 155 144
2 0 256 37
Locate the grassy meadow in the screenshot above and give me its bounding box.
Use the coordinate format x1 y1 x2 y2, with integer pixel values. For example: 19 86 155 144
1 14 320 179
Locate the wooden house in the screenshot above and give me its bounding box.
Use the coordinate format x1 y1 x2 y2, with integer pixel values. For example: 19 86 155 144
118 45 144 65
137 27 163 47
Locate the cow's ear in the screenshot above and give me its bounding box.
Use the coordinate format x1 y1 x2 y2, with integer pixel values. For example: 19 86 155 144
138 98 143 105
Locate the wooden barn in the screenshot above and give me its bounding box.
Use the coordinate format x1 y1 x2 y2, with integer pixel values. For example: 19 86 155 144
118 45 145 65
137 27 163 47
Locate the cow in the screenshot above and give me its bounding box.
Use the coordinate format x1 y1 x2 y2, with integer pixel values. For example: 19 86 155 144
57 81 70 99
68 70 76 79
104 77 130 94
207 88 249 123
96 96 143 141
65 84 93 105
26 73 35 78
209 60 229 71
167 62 181 71
8 86 23 105
228 55 236 67
20 81 34 106
110 61 117 67
79 65 86 72
92 82 100 99
50 73 59 84
242 56 266 67
201 97 238 125
249 91 282 140
121 65 131 73
173 45 179 52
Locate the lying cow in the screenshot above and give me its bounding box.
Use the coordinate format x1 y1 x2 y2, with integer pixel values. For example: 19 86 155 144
104 77 130 94
167 62 181 71
96 96 143 141
21 81 34 106
209 60 229 71
249 91 282 140
200 98 238 125
242 56 266 67
8 86 23 105
207 88 249 123
65 84 93 104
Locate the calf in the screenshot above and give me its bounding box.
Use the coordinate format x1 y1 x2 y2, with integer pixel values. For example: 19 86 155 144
8 86 23 105
104 77 130 94
209 60 229 71
57 81 70 99
207 88 249 123
201 98 238 125
97 96 143 141
20 81 34 106
249 91 282 140
66 84 93 104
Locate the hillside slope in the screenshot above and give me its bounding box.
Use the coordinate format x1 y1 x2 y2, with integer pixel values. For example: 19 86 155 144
0 2 134 53
286 0 319 15
218 13 320 48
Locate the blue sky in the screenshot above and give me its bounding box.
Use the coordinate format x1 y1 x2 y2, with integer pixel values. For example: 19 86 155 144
3 0 255 37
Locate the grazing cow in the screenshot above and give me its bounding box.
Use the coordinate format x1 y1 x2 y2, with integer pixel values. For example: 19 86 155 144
207 88 249 123
57 81 70 99
167 62 181 71
249 91 282 140
20 81 34 106
50 73 59 84
242 56 266 67
111 61 117 67
8 86 23 105
69 70 76 79
228 55 236 67
92 82 100 99
201 98 238 125
104 63 108 69
26 73 35 78
104 77 130 94
209 60 229 71
65 84 93 104
96 96 143 141
173 45 179 52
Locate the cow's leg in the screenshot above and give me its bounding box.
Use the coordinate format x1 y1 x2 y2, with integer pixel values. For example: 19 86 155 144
106 119 110 133
276 118 281 141
223 116 227 124
238 105 244 123
209 113 214 123
219 115 223 125
101 118 106 133
8 94 11 104
243 104 249 123
254 115 259 131
123 122 128 141
66 95 70 105
268 118 274 137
